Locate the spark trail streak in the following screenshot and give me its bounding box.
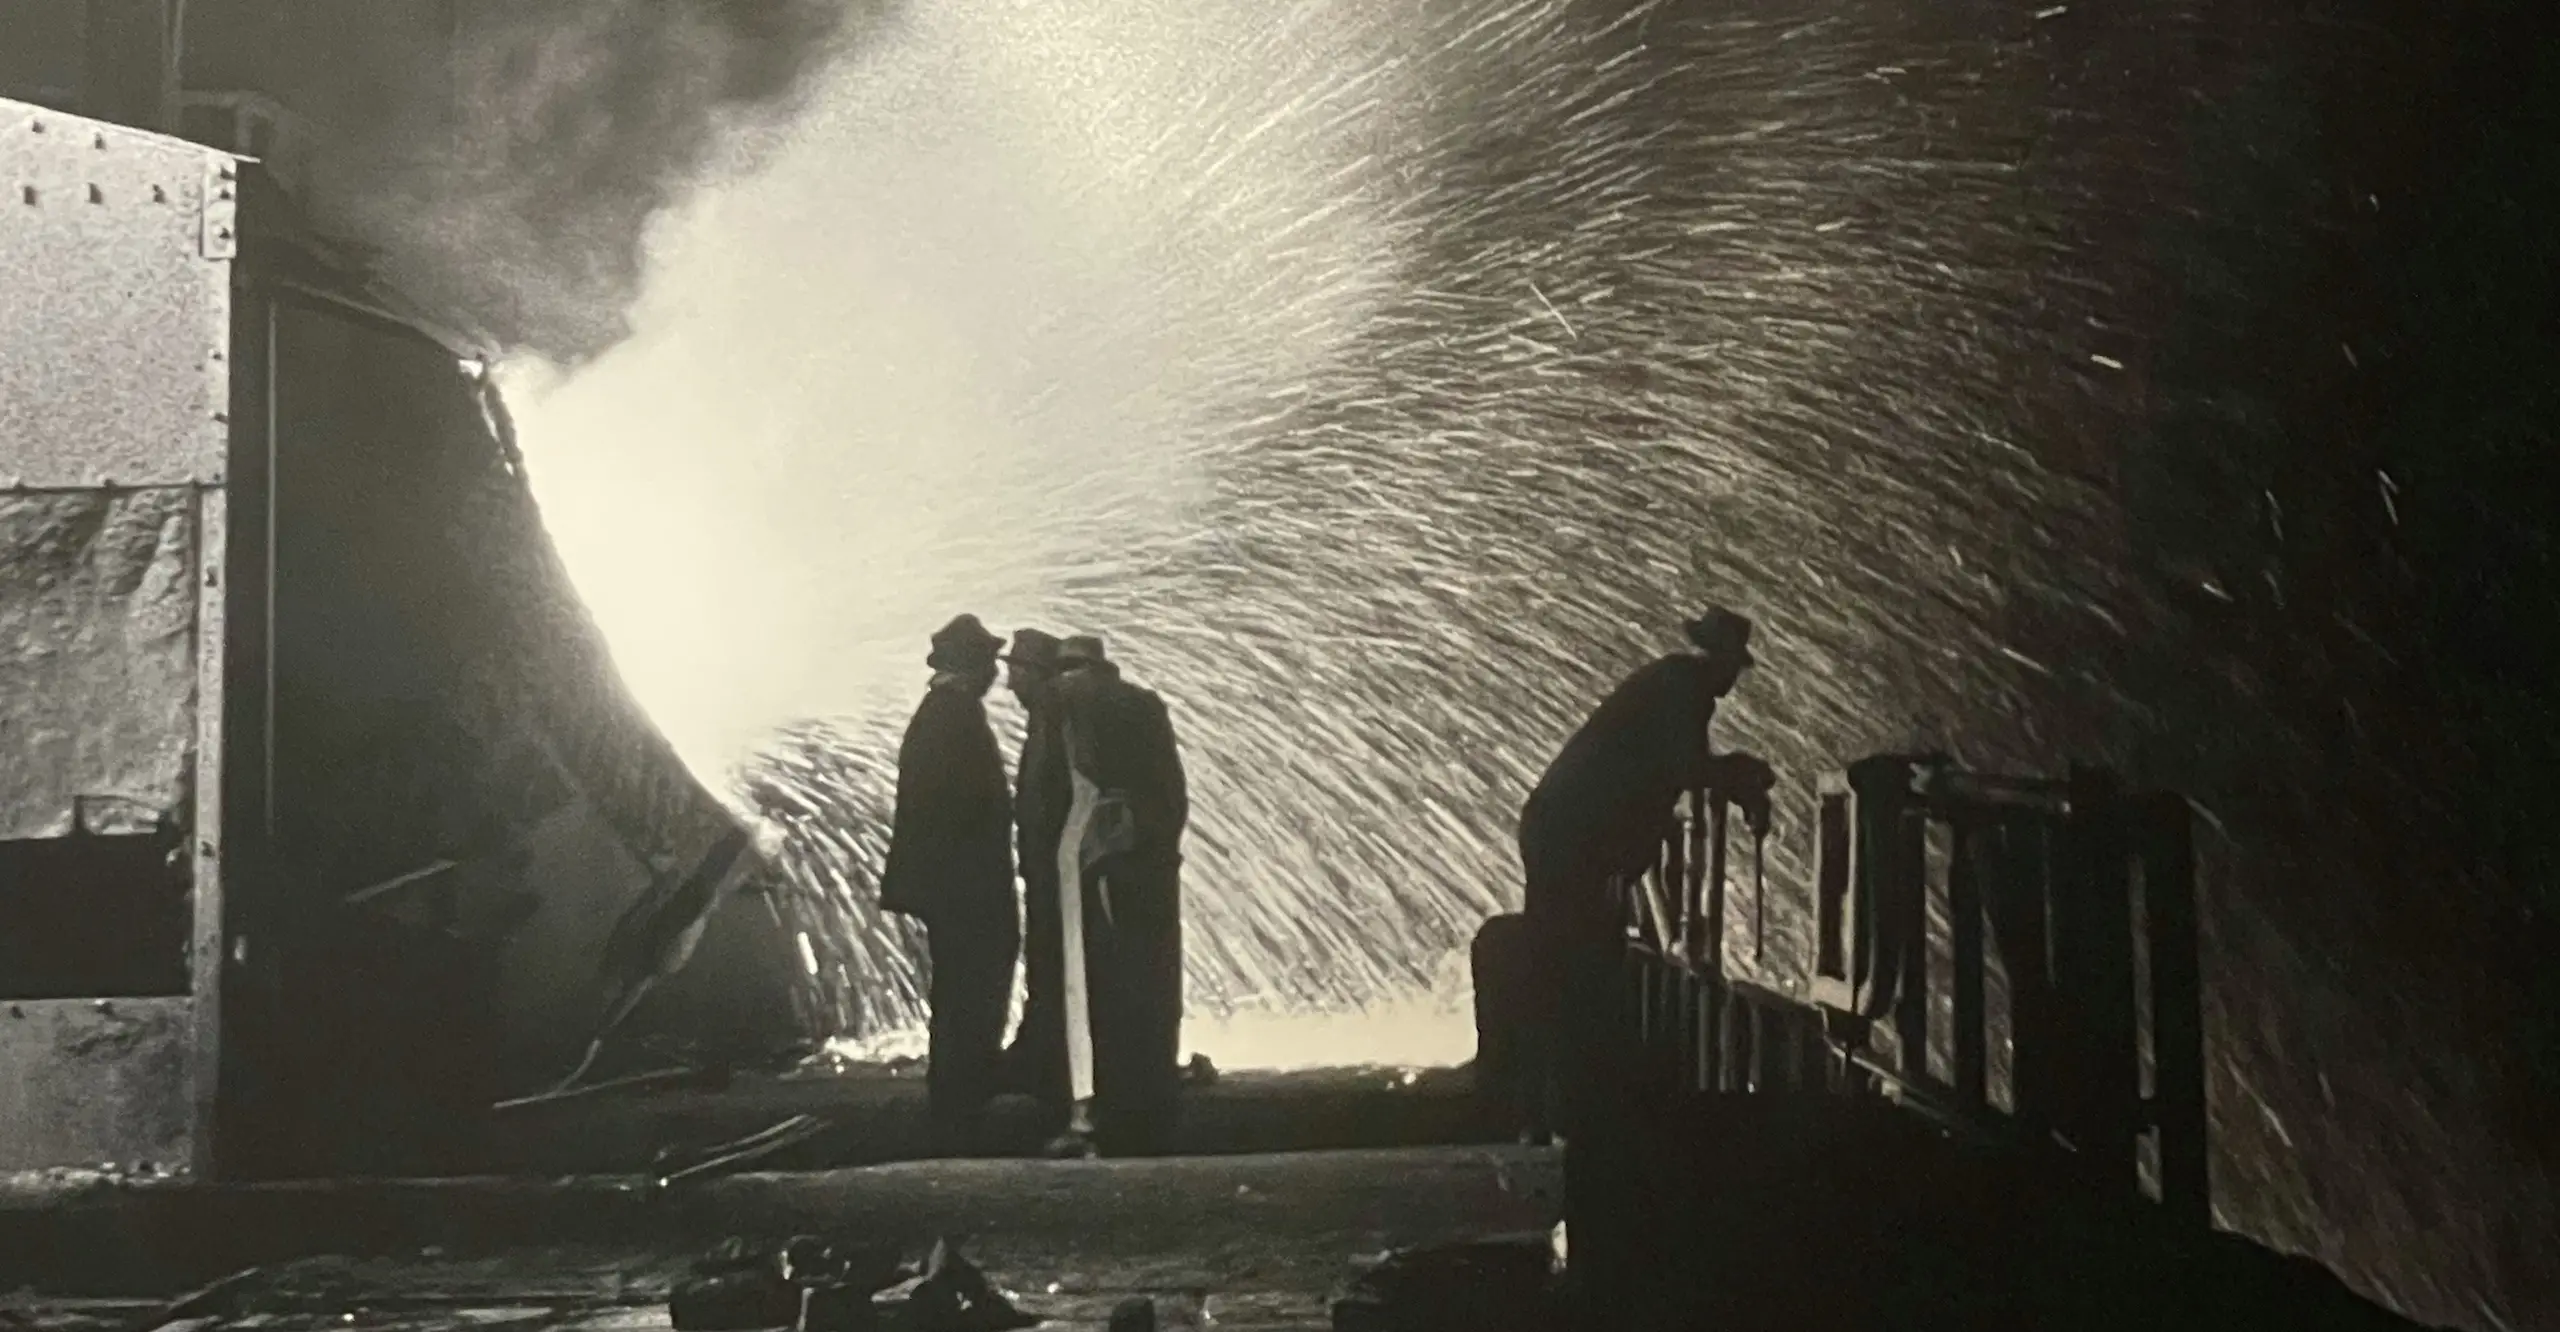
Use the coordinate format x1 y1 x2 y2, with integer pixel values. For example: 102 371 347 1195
509 0 2551 1325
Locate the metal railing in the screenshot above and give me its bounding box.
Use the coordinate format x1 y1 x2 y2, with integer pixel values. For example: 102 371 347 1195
1608 754 2208 1226
1618 787 1848 1102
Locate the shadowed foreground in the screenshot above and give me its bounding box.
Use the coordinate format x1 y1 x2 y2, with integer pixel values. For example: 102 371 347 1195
0 1145 1561 1332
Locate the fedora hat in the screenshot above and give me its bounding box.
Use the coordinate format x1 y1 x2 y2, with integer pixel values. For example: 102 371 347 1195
1058 634 1110 669
1004 628 1064 671
927 613 1004 671
1682 607 1756 666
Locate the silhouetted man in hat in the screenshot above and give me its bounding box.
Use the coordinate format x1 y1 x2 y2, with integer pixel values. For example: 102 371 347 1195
879 613 1018 1149
1048 634 1190 1157
998 628 1074 1115
1517 607 1777 1136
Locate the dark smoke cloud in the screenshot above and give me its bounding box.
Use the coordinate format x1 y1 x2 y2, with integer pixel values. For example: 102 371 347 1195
329 0 896 362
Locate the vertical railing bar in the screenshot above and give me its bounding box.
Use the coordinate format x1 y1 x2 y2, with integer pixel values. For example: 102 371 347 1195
2143 794 2209 1229
1704 794 1729 978
1815 791 1851 988
1890 807 1932 1087
1950 815 1989 1113
1686 788 1710 963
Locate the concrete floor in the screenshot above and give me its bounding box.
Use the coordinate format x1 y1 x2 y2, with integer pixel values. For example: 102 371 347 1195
484 1063 1499 1175
0 1146 1565 1331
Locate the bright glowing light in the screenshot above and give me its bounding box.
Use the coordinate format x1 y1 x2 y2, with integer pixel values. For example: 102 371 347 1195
1181 989 1474 1073
502 0 1398 789
820 982 1476 1074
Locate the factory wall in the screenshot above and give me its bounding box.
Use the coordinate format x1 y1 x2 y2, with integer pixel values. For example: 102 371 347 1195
5 96 804 1179
0 100 232 1177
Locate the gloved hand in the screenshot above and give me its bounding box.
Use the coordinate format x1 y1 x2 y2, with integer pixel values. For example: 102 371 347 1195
1736 788 1774 840
1712 753 1777 838
1713 752 1778 796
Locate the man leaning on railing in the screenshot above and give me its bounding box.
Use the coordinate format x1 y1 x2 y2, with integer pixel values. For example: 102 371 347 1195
1515 607 1779 1141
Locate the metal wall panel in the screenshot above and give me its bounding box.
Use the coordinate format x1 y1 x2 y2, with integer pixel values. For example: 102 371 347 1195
0 99 232 489
0 997 192 1173
0 489 200 841
188 484 227 1177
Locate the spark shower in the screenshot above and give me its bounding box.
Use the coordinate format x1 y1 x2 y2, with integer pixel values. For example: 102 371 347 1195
499 0 2555 1324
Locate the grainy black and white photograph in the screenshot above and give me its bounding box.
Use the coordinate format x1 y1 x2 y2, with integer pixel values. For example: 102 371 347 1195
1 0 2554 1328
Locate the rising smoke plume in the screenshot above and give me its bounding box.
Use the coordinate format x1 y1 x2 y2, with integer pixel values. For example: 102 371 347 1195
325 0 895 362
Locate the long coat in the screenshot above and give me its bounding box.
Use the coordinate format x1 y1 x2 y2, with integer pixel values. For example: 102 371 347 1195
1055 665 1189 870
878 680 1015 925
1054 662 1188 1151
1016 702 1072 880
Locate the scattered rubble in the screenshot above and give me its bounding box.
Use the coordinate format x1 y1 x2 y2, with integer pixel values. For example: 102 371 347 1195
668 1236 1032 1332
896 1238 1036 1332
1328 1234 1563 1332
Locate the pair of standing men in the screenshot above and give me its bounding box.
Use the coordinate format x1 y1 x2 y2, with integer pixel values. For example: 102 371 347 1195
877 614 1189 1158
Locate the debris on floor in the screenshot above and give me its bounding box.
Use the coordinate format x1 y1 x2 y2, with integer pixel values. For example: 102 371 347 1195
895 1238 1037 1332
654 1117 838 1187
1327 1234 1562 1332
668 1236 1035 1332
492 1066 730 1114
670 1236 901 1332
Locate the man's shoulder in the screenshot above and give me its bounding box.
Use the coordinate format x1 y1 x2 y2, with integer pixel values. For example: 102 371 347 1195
1060 670 1162 708
1630 651 1712 684
1585 652 1702 710
914 683 991 730
924 681 986 710
1054 671 1110 708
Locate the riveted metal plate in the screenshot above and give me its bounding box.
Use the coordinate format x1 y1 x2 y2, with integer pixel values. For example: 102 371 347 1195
200 154 237 260
188 484 227 1177
0 488 200 841
0 997 193 1173
0 99 235 489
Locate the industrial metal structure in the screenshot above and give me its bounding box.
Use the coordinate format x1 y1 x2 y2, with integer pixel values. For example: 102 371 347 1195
1606 752 2207 1218
1577 753 2214 1327
1 97 800 1181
